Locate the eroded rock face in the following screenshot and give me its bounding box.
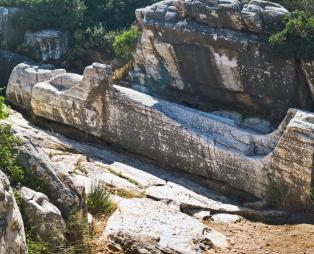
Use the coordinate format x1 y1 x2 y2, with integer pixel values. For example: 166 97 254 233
0 50 33 87
20 187 66 245
302 59 314 101
0 7 23 48
0 170 27 254
6 63 314 209
131 0 313 123
104 198 228 253
25 29 69 62
6 63 65 110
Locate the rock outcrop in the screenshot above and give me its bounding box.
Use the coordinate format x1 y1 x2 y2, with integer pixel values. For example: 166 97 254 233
20 187 66 245
25 29 69 62
0 170 27 254
104 198 228 253
0 7 23 48
6 63 65 110
6 62 314 209
131 0 313 123
0 50 33 87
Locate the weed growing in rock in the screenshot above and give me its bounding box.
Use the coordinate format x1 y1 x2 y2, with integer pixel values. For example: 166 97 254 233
0 95 8 119
0 124 25 186
266 178 290 209
87 182 117 216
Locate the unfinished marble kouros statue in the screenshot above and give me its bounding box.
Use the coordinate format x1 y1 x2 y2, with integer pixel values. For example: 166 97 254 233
6 62 314 209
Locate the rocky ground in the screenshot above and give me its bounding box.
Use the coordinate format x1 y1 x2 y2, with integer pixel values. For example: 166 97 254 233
3 111 314 254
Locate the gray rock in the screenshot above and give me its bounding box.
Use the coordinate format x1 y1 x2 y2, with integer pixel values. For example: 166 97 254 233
242 117 272 134
0 7 24 48
20 187 66 245
211 213 243 224
132 0 312 124
104 198 228 253
6 63 65 111
301 59 314 101
0 170 27 254
25 29 69 62
6 62 314 209
15 135 83 217
0 49 33 87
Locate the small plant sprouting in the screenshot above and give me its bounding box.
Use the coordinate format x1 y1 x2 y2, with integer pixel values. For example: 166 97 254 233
87 181 117 216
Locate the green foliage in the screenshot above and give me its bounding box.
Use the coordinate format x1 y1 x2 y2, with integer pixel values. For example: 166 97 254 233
68 25 119 60
113 27 141 64
65 213 92 253
0 124 25 186
269 11 314 59
87 182 117 216
266 178 290 209
0 0 86 30
271 0 314 14
83 0 157 30
0 96 9 119
27 234 50 254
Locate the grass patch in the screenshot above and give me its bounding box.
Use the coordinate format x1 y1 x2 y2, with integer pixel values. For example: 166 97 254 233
87 182 117 216
266 179 290 209
113 188 144 199
105 166 139 186
0 95 9 119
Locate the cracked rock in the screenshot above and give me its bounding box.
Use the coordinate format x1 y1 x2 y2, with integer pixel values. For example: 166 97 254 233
104 198 228 253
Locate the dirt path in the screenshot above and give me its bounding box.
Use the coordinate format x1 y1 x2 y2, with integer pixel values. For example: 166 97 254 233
206 218 314 254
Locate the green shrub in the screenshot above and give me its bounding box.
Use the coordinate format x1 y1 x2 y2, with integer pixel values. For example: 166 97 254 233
83 0 157 30
0 124 25 186
87 182 116 216
112 27 141 64
266 179 290 209
271 0 314 14
0 96 9 119
68 25 119 59
269 11 314 59
0 0 86 30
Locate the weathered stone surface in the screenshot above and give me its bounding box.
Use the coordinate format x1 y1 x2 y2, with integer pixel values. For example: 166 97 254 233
6 62 314 209
15 136 83 217
132 0 313 123
6 63 65 110
0 49 33 87
211 213 243 224
0 170 27 254
20 187 66 244
302 59 314 101
104 198 228 253
0 7 24 48
25 29 69 62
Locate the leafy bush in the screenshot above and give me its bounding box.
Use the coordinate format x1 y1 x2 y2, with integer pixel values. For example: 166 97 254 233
0 124 25 186
271 0 314 14
87 182 116 216
83 0 157 30
269 11 314 59
0 96 8 119
0 0 86 30
68 25 119 60
112 27 141 64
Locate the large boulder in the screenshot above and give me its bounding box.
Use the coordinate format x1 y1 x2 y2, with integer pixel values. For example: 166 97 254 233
104 198 228 253
6 63 65 110
20 187 66 245
0 170 27 254
0 50 33 88
15 135 83 217
25 29 69 62
132 0 313 123
0 7 24 48
6 62 314 209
